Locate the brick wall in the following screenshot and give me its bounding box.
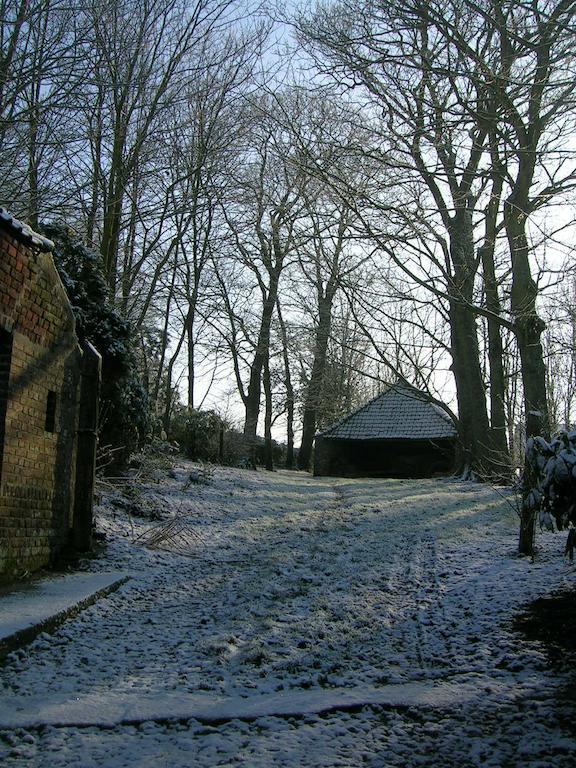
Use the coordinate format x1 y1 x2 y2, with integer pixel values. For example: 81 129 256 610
0 217 81 580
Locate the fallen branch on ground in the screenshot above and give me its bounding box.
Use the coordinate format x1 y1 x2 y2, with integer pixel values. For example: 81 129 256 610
133 509 206 555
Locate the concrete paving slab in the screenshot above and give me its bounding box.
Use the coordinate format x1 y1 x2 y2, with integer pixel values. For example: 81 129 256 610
0 673 514 729
0 571 129 660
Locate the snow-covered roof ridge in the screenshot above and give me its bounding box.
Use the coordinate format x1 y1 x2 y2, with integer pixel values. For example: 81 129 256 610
317 380 457 441
0 207 54 252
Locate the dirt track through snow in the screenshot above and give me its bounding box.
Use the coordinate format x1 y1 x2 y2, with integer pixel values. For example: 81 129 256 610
0 466 575 766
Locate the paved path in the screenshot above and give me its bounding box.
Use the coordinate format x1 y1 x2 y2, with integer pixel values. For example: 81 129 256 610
0 673 505 729
0 572 128 660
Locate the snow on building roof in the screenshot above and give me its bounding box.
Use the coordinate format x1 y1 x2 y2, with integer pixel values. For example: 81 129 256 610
318 381 457 441
0 207 54 252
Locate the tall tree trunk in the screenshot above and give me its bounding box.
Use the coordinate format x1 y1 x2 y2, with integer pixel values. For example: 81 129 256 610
152 258 178 413
298 292 334 471
187 323 195 411
100 186 124 298
505 200 549 440
243 273 280 463
161 320 188 433
449 300 492 477
26 64 43 227
86 89 104 249
263 354 274 471
27 107 40 227
481 258 510 476
120 185 139 317
505 192 549 556
447 209 495 478
100 122 127 297
276 299 295 468
185 272 204 411
478 164 511 479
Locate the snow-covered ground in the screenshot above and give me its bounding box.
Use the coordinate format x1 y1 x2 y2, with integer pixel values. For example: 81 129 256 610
0 463 575 766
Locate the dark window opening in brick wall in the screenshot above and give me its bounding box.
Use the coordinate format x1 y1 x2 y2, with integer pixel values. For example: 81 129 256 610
45 389 57 433
0 328 13 481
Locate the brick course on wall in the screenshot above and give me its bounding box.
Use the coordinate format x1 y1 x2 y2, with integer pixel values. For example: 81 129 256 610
0 216 81 580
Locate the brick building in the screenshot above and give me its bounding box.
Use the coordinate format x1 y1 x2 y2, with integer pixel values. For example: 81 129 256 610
0 209 88 580
314 381 457 478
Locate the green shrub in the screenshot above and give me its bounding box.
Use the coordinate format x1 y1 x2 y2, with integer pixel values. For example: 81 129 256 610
41 223 151 472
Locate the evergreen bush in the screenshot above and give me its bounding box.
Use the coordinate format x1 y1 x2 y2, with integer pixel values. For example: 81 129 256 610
168 408 225 462
41 223 150 472
524 430 576 555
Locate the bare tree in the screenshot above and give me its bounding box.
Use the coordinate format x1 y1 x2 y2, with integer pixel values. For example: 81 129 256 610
296 0 504 477
437 0 576 550
465 0 576 443
0 0 85 222
296 199 360 470
314 300 375 430
275 296 296 467
77 0 253 296
217 96 312 464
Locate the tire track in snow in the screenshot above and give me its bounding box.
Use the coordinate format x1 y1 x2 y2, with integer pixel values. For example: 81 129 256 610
332 483 443 682
333 480 472 684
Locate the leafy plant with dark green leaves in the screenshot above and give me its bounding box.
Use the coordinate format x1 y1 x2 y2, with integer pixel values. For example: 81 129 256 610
41 223 150 471
524 430 576 558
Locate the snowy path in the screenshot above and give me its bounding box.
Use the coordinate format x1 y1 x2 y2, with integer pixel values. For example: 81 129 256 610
0 465 575 766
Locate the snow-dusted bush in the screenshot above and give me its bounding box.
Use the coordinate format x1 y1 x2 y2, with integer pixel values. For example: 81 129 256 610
182 463 215 488
524 431 576 537
130 438 178 481
169 408 225 462
169 408 272 467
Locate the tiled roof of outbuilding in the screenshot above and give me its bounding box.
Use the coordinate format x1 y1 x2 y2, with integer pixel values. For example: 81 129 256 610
318 381 457 441
0 207 54 252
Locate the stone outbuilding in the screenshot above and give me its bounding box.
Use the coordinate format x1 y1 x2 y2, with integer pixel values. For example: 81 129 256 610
0 209 100 581
313 381 457 478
